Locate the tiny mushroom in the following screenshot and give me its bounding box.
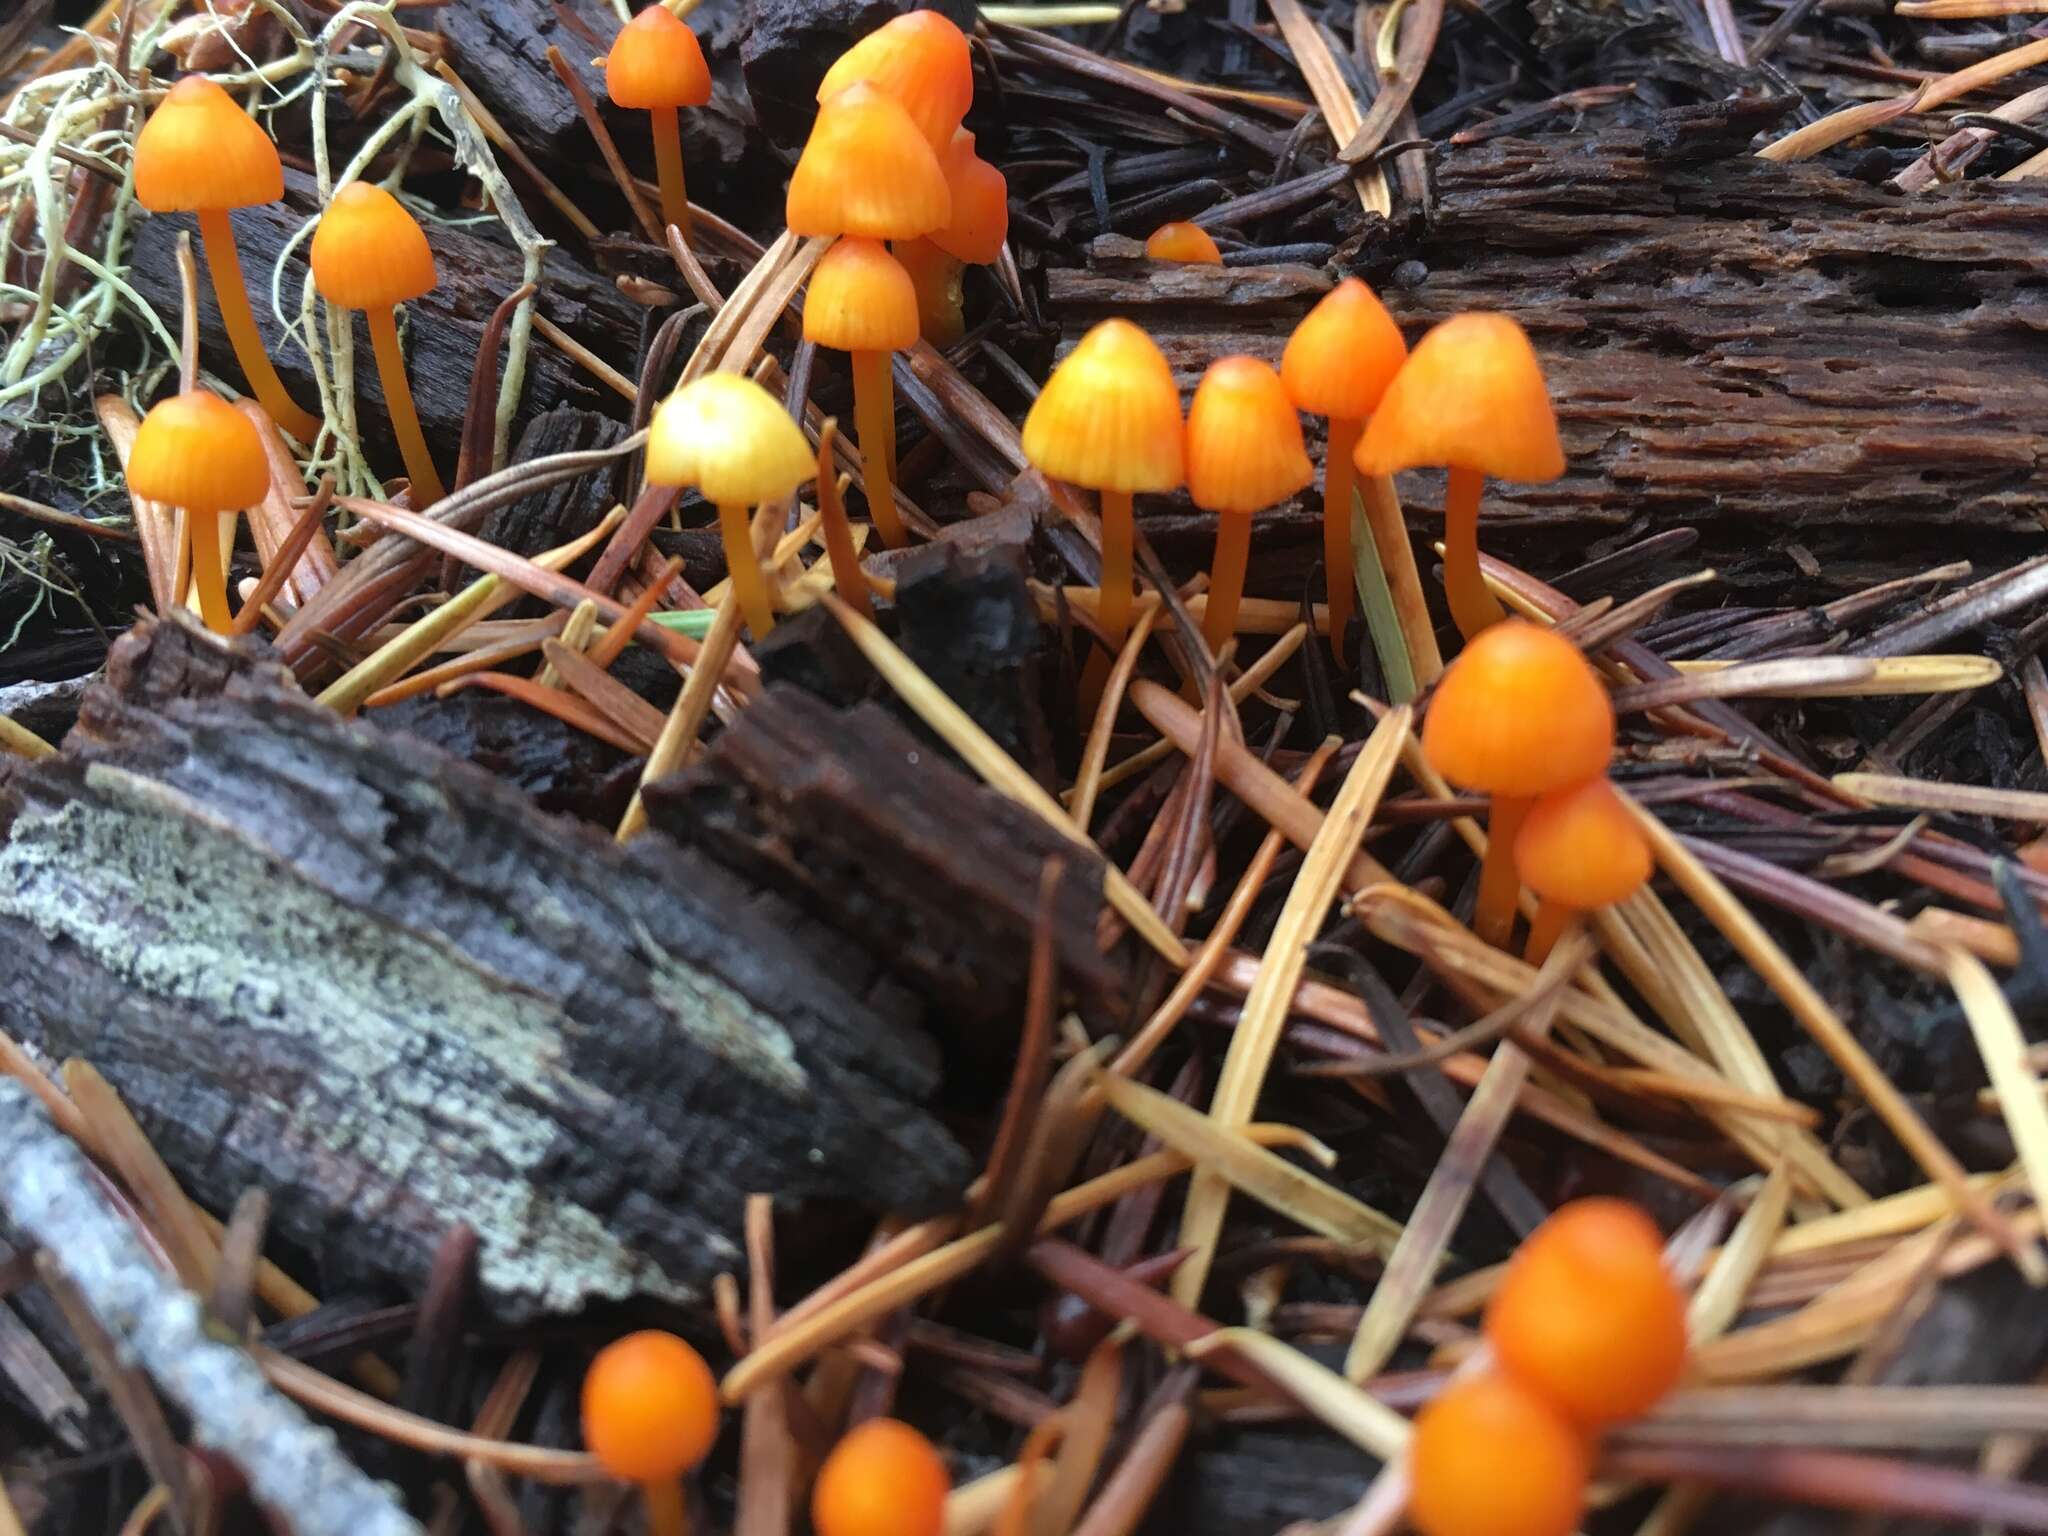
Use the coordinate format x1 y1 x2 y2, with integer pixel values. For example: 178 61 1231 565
646 372 816 640
1145 220 1222 265
1514 777 1652 962
812 1418 951 1536
605 5 713 235
134 76 321 443
815 9 974 153
127 390 274 635
1407 1370 1590 1536
1184 355 1314 656
895 128 1008 346
581 1330 720 1536
309 181 444 506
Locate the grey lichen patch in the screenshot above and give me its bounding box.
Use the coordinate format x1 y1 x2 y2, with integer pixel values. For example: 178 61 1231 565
636 922 809 1100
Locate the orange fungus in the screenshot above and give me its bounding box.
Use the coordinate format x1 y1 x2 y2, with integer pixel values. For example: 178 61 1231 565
1409 1371 1589 1536
812 1418 950 1536
581 1331 719 1483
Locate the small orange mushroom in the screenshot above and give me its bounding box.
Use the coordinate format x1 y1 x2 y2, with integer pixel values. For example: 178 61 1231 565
812 1418 950 1536
895 129 1009 346
1184 355 1313 656
1514 777 1652 962
1486 1197 1688 1427
816 9 974 154
1420 620 1612 948
606 5 713 235
1145 221 1222 265
134 76 320 443
127 390 274 635
1408 1370 1589 1536
1355 312 1562 643
582 1330 720 1536
803 236 920 552
310 181 444 506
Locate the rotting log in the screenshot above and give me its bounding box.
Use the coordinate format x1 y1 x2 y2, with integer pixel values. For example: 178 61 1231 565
0 613 970 1323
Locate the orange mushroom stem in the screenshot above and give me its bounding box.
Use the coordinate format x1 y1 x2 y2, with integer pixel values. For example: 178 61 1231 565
1145 221 1222 264
813 1418 951 1536
1514 776 1652 962
126 390 274 634
606 6 712 234
1184 355 1312 655
582 1331 720 1536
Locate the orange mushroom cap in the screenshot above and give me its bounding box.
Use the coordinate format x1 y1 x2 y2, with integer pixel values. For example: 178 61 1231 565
1420 620 1612 798
134 75 283 213
309 182 437 311
928 129 1008 265
812 1418 950 1536
1355 311 1563 483
1184 355 1313 516
1515 778 1652 914
787 82 951 241
605 5 712 109
1020 317 1183 495
1144 221 1222 265
127 391 270 513
1408 1371 1590 1536
1486 1198 1689 1426
804 236 920 353
815 10 973 154
1280 277 1408 422
580 1331 719 1483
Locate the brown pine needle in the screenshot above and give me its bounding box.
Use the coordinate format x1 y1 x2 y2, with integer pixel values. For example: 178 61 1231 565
617 587 747 841
1835 772 2048 823
1072 602 1164 832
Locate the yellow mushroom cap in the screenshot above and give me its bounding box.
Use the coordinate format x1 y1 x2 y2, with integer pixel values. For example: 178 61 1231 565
1280 277 1408 422
1020 318 1183 495
786 82 951 241
804 237 919 353
134 76 284 214
1355 311 1564 482
127 391 271 513
815 10 974 154
606 6 712 110
310 182 437 310
1184 355 1313 516
645 373 817 505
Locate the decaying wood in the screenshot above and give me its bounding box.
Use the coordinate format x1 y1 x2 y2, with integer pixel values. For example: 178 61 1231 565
0 614 969 1322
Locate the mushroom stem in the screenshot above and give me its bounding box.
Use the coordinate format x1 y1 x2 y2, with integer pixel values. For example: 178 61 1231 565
649 105 691 235
1524 899 1577 964
1322 414 1362 663
1202 512 1252 656
641 1478 686 1536
1443 463 1507 642
850 348 906 548
196 207 322 445
1358 471 1443 685
185 508 233 634
366 305 446 508
1475 792 1532 950
815 426 873 620
718 502 777 639
1099 488 1135 646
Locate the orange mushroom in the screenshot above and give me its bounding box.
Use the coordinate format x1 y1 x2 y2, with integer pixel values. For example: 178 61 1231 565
1020 317 1184 648
134 76 321 443
606 5 713 235
1514 777 1652 962
1355 312 1562 643
803 236 921 552
1184 355 1313 656
1408 1371 1589 1536
815 9 974 153
582 1331 720 1536
1420 620 1612 949
895 128 1009 346
1486 1197 1688 1427
127 390 272 634
1145 221 1222 265
812 1418 950 1536
309 181 444 506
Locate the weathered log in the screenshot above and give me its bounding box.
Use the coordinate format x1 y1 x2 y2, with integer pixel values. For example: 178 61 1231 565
0 613 969 1323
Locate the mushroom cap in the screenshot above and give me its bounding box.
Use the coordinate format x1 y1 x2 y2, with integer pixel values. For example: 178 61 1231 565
645 373 816 505
580 1330 719 1483
1486 1198 1688 1426
1184 355 1314 516
1020 317 1183 495
1420 620 1612 797
605 5 712 109
804 236 920 353
787 83 951 241
134 75 283 213
1280 277 1408 422
812 1418 950 1536
815 10 973 154
127 391 270 513
927 130 1008 265
1355 311 1564 482
309 182 437 310
1144 221 1222 265
1408 1371 1589 1536
1514 777 1651 913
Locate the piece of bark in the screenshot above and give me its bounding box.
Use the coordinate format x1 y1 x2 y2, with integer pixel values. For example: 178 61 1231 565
0 614 969 1323
372 689 640 825
738 0 909 153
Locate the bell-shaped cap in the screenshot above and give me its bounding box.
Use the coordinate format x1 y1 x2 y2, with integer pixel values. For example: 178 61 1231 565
1516 778 1652 913
127 391 271 514
787 83 951 241
1020 318 1183 495
1421 620 1613 797
804 237 919 353
606 6 712 109
816 10 973 153
1356 312 1564 482
310 182 437 310
928 130 1007 265
645 373 816 505
1281 278 1407 422
1144 221 1221 265
134 76 283 213
1184 356 1313 516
